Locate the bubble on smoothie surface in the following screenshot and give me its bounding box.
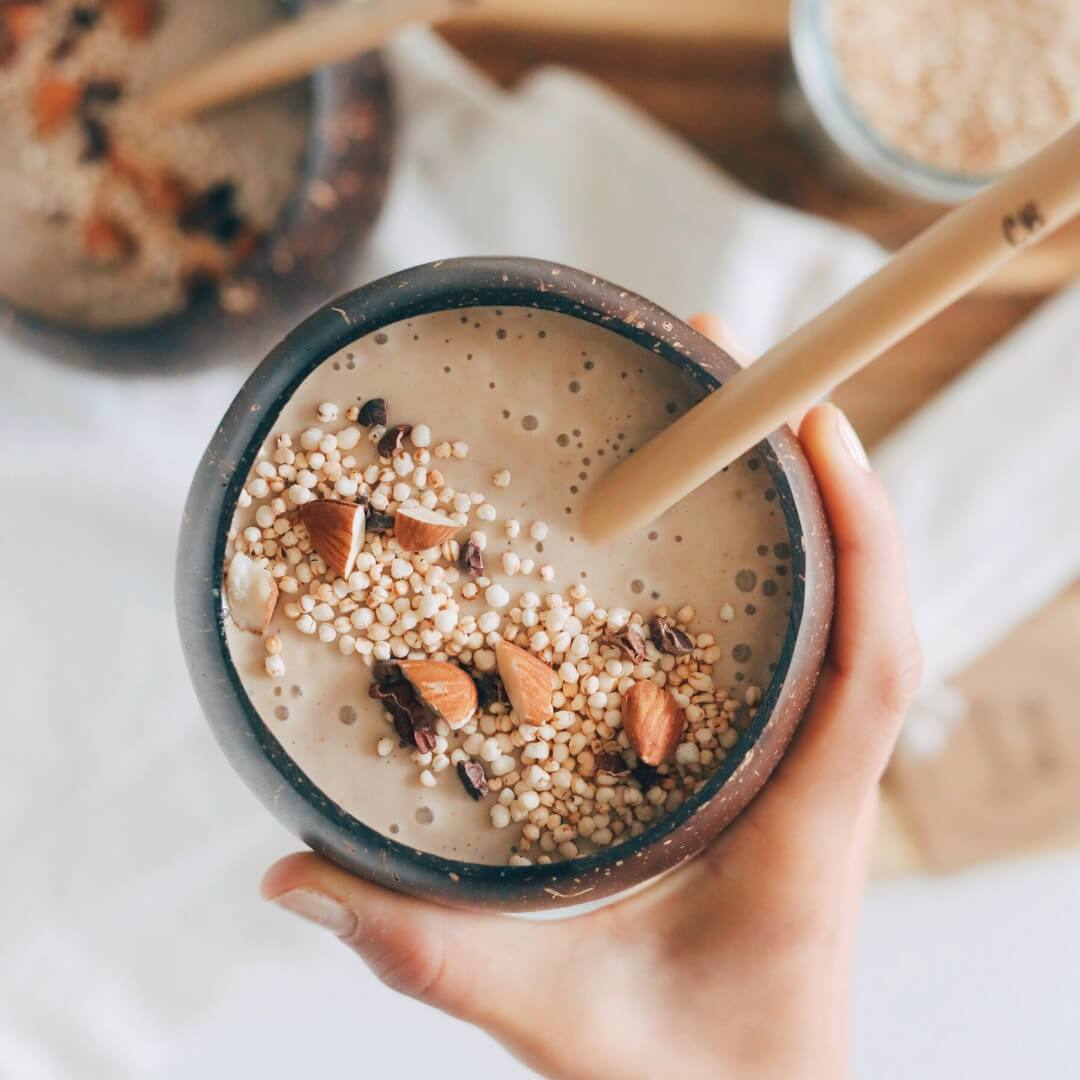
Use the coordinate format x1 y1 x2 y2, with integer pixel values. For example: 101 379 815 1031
274 706 289 721
415 806 435 825
735 569 757 592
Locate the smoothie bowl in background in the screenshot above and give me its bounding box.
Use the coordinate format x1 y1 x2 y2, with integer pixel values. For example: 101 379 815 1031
177 258 834 912
0 0 390 370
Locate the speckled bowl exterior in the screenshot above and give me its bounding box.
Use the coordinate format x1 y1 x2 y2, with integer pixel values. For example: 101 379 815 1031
1 0 392 373
177 257 835 912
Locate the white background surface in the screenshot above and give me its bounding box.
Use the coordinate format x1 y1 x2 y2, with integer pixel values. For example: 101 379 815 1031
3 29 1078 1080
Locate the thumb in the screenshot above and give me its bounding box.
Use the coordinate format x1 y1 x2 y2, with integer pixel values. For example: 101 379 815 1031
261 852 574 1031
764 403 922 818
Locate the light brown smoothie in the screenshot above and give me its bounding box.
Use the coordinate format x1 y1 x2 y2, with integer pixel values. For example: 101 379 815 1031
225 307 795 865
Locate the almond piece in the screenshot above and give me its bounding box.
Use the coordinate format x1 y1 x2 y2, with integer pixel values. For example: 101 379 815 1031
34 78 81 135
111 151 189 214
83 214 137 264
393 505 460 553
623 680 685 766
3 4 44 48
225 552 278 634
397 660 477 730
495 640 555 726
299 499 365 580
106 0 161 39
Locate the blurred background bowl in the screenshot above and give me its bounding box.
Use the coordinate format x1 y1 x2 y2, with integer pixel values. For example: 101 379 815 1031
0 0 393 374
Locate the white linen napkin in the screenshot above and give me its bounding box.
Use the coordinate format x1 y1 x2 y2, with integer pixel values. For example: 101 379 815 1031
3 26 1075 1080
873 285 1080 754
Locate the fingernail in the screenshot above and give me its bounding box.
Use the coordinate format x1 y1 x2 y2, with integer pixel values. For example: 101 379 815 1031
272 889 357 937
836 410 871 472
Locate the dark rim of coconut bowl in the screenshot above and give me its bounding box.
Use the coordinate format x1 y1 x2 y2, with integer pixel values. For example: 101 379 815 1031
177 256 835 912
2 0 392 374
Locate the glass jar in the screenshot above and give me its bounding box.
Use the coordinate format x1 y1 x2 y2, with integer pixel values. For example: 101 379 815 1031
787 0 989 205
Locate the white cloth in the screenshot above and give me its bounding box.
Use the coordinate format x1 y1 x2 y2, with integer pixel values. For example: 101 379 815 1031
4 27 1078 1080
872 286 1080 753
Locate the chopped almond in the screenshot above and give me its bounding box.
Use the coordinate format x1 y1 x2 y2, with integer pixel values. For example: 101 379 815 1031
3 3 44 47
106 0 160 39
111 151 189 214
230 226 261 262
83 214 137 263
34 78 81 136
181 235 228 280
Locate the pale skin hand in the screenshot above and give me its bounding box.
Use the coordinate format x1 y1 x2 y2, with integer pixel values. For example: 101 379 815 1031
262 316 923 1080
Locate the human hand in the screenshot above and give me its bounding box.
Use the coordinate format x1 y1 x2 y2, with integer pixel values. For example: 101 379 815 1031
261 318 922 1080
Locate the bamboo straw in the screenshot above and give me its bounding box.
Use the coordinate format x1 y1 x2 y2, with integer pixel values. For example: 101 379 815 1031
147 0 466 121
145 0 792 122
583 122 1080 543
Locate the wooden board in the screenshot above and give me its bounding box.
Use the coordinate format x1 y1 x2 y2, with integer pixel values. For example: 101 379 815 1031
886 586 1080 873
440 16 1080 875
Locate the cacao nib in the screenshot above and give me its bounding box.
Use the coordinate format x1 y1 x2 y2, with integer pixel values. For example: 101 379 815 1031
459 538 485 577
366 510 394 534
50 35 76 60
377 423 411 459
649 616 695 656
72 6 101 30
632 763 661 790
51 5 100 59
472 671 507 710
595 750 629 776
358 397 388 426
372 659 403 684
79 114 109 161
82 79 123 106
370 661 435 751
179 180 244 243
184 271 219 305
413 724 437 754
605 625 646 664
0 26 14 69
456 759 489 801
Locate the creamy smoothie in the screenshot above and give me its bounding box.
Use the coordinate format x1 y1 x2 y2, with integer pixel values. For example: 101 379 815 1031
224 307 795 866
